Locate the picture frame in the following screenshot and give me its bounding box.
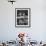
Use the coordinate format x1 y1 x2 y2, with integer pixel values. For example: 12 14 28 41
15 8 31 28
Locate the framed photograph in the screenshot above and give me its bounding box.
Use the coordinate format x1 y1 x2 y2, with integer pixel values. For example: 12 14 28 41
15 8 31 28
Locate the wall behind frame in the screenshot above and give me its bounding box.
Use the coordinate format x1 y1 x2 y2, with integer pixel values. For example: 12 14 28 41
0 0 46 42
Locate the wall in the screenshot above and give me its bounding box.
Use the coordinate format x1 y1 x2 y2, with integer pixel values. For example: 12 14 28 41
0 0 46 42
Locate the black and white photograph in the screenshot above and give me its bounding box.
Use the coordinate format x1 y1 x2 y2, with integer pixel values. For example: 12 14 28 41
15 8 31 27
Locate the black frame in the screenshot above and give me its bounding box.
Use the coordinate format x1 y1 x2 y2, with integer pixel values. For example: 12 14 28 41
15 8 31 28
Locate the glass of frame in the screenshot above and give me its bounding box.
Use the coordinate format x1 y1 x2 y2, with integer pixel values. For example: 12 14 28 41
15 8 31 28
